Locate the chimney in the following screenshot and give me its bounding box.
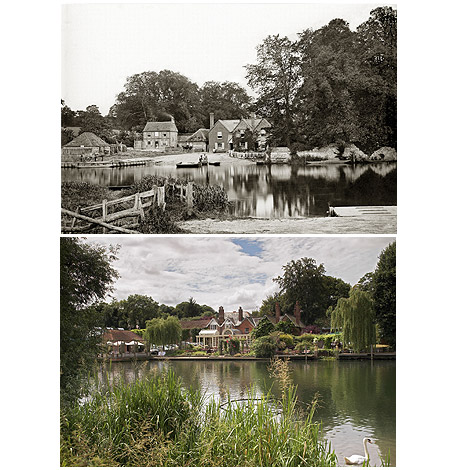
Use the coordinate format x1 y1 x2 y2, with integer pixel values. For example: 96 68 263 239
170 115 175 123
219 306 224 324
294 301 301 326
238 306 243 322
275 302 281 323
209 112 215 129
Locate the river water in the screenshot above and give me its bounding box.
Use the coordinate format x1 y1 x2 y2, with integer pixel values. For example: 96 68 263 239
62 161 396 218
98 359 396 466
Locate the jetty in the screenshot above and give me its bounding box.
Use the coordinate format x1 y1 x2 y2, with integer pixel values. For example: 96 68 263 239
61 158 150 169
329 205 397 218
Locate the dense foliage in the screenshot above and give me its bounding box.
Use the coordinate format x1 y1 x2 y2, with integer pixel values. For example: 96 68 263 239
60 238 119 404
144 316 182 349
372 241 396 346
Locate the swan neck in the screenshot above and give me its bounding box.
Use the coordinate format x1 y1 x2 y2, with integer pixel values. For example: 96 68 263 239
363 439 369 459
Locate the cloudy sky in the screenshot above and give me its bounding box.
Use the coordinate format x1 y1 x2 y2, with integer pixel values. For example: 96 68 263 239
61 2 389 114
85 236 395 311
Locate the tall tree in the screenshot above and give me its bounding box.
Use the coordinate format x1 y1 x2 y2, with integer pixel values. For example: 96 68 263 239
61 99 76 127
200 81 252 124
296 19 361 148
372 241 396 347
245 35 302 146
60 238 119 403
331 288 376 352
120 294 160 329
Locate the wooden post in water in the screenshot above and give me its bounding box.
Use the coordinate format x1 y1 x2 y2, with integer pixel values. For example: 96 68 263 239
186 181 194 215
370 344 374 361
102 199 107 234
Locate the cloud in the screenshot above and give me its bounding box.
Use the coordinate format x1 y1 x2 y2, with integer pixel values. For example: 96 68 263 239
88 236 395 311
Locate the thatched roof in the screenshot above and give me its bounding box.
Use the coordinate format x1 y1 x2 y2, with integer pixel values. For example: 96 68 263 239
187 128 209 141
64 131 109 148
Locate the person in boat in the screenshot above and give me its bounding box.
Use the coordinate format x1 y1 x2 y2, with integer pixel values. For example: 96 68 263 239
203 154 208 164
198 154 203 164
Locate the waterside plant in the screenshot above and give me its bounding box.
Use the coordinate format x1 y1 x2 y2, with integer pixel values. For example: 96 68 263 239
60 369 337 467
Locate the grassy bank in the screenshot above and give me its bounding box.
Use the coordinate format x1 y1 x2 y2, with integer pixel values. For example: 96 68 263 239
61 369 337 467
61 177 231 234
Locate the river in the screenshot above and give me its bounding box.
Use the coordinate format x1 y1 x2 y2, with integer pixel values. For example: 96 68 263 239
97 359 396 466
62 161 396 218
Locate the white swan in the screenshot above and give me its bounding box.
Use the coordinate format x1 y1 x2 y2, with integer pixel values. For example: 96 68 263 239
344 437 373 465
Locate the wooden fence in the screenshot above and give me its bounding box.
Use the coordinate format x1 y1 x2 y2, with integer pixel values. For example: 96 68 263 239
229 150 267 160
61 182 194 234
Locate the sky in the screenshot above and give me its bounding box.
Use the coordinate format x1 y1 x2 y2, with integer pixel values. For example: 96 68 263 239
86 236 395 311
61 2 390 114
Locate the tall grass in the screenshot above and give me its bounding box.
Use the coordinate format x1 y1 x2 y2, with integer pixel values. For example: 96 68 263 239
61 368 337 467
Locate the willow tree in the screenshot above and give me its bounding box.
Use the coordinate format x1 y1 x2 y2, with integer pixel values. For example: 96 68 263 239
331 288 375 352
144 316 181 350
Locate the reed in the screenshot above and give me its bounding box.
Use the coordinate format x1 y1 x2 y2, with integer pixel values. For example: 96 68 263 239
61 368 337 467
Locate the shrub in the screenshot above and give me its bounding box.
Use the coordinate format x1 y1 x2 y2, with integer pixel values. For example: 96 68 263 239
191 350 208 357
251 335 277 358
278 333 294 348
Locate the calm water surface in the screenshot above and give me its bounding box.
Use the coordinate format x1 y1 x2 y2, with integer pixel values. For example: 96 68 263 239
62 161 396 218
98 360 396 466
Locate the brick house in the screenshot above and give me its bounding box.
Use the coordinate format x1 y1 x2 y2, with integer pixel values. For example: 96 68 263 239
233 114 272 151
208 112 271 152
196 306 257 348
258 301 306 335
135 116 178 150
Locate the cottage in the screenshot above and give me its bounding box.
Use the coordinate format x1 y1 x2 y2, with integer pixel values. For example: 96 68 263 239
135 116 178 150
187 128 209 152
208 114 240 152
196 306 256 348
62 131 111 160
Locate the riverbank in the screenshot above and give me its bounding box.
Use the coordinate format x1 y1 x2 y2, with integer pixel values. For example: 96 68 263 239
179 213 397 234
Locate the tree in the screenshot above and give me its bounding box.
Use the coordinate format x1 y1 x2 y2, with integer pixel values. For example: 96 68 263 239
331 288 376 352
245 35 302 146
200 81 252 125
144 316 182 350
61 99 76 127
175 297 203 318
60 238 119 403
78 104 106 135
251 316 275 339
372 242 396 347
120 294 160 329
251 335 277 358
274 257 327 325
296 19 361 148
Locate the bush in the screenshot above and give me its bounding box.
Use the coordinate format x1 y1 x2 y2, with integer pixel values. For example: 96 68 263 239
278 333 294 348
61 181 112 212
251 335 277 358
191 350 208 357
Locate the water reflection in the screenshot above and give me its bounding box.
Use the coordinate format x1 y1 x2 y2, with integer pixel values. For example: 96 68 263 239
62 162 397 218
98 359 395 466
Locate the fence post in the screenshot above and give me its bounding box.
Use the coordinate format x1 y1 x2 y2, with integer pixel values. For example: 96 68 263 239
157 185 166 211
102 199 107 233
186 182 194 215
152 185 158 209
137 193 145 221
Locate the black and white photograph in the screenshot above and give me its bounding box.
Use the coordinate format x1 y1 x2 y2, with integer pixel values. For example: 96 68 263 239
61 3 397 235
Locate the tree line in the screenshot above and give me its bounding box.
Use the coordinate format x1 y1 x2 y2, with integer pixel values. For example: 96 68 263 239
94 294 216 330
62 6 396 154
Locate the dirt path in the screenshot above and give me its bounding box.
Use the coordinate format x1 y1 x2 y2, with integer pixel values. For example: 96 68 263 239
179 215 397 234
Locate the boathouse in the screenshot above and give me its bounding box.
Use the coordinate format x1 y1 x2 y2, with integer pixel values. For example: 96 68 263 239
103 328 145 356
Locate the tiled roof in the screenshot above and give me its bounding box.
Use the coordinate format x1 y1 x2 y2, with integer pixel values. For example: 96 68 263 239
218 120 240 132
143 121 178 132
103 329 143 342
180 318 212 330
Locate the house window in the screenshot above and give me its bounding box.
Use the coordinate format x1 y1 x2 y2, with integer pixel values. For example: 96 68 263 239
155 132 160 137
260 129 266 135
245 328 249 333
217 131 222 139
240 130 245 137
163 133 167 137
218 142 224 149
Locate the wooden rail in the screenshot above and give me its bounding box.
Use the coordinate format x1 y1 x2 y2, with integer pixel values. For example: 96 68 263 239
61 182 194 234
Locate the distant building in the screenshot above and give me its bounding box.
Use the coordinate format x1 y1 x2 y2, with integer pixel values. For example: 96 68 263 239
62 131 111 159
135 116 178 150
257 301 306 336
187 128 209 152
208 112 271 152
103 329 145 356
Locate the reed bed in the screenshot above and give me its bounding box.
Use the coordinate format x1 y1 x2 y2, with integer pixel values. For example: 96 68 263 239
60 369 337 467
